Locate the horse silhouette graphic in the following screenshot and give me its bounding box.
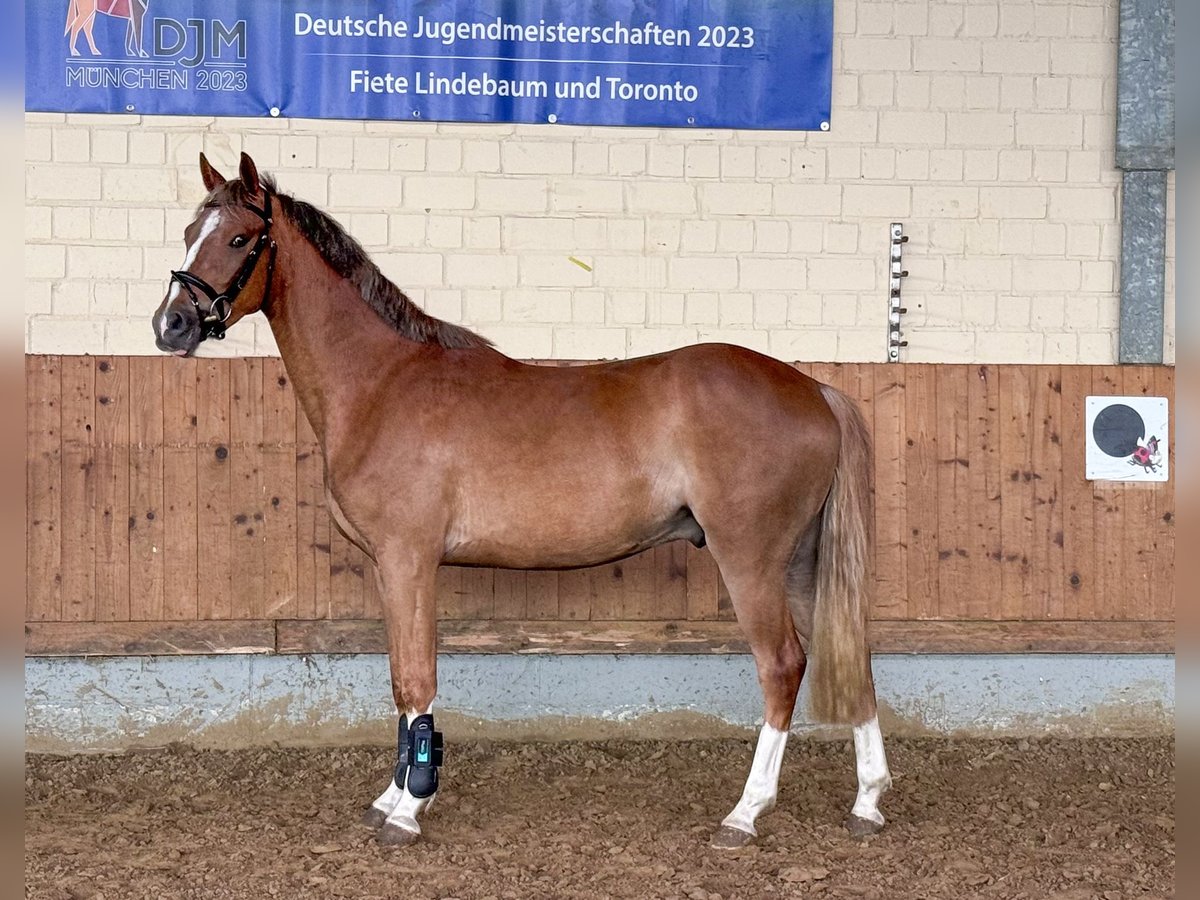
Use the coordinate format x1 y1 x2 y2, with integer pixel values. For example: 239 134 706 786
65 0 150 58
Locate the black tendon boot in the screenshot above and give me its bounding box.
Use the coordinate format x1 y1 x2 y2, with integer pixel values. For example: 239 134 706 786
402 714 443 799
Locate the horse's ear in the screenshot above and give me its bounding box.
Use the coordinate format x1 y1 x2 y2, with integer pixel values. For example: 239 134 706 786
238 152 261 195
199 153 226 192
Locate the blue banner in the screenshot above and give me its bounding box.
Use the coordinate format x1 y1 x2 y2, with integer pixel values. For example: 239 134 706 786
29 1 833 130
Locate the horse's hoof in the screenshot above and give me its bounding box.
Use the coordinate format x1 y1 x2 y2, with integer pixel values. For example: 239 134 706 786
845 814 885 839
376 822 421 847
710 825 755 850
359 806 388 829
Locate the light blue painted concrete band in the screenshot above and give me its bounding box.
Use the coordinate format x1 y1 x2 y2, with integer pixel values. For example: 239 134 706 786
26 653 1174 751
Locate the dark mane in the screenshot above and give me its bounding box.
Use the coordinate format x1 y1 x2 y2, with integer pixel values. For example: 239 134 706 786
212 175 492 350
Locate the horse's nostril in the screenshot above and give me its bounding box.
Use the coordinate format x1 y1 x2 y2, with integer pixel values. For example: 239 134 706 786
168 312 186 334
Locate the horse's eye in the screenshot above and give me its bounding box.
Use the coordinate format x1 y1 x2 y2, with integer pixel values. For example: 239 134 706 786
230 235 248 248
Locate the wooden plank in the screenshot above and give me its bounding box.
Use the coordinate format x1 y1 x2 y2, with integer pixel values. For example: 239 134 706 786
1058 367 1096 621
294 412 329 620
966 364 1002 619
867 619 1175 655
59 357 96 622
903 364 939 619
1149 367 1175 620
556 565 600 622
26 620 274 656
258 358 299 620
1029 367 1064 619
525 571 560 619
492 570 527 620
433 564 465 620
872 365 907 617
195 359 233 621
684 543 720 621
161 359 199 621
1090 366 1124 619
459 568 496 619
653 541 689 621
617 548 658 620
92 358 130 622
26 356 62 622
25 617 1174 659
1116 367 1155 621
270 618 1176 657
934 365 970 618
580 562 622 621
998 367 1034 619
128 357 164 622
229 358 266 619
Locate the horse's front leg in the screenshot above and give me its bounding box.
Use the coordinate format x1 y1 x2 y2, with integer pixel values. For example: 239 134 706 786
359 555 442 847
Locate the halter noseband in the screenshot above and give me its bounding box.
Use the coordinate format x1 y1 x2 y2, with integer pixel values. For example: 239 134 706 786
170 192 277 342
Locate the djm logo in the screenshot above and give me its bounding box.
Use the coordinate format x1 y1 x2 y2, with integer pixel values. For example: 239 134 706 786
154 17 247 68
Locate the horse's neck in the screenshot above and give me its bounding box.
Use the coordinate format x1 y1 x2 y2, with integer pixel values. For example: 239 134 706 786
262 232 422 447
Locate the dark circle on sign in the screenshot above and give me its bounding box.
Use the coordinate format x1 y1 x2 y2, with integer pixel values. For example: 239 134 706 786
1092 404 1144 458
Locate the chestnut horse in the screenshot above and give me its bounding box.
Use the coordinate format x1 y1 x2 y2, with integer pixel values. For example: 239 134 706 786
153 153 891 849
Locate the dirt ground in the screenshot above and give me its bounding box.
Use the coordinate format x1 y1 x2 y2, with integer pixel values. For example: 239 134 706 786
26 737 1173 900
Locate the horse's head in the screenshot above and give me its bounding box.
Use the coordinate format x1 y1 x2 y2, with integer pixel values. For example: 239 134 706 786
153 152 277 356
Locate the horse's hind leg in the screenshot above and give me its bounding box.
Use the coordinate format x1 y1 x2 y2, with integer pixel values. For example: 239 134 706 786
360 554 442 847
787 520 891 837
708 553 806 849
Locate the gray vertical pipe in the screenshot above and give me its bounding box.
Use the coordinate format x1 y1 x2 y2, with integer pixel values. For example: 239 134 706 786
1116 0 1175 363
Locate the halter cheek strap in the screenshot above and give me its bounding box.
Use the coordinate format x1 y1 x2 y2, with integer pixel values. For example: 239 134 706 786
170 192 277 342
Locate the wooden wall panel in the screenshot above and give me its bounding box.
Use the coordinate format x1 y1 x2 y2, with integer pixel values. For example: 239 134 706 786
161 359 198 621
965 366 1002 619
24 358 1176 656
195 360 233 621
93 357 130 622
1150 366 1176 621
128 356 164 622
59 357 95 623
26 356 61 622
1058 366 1095 620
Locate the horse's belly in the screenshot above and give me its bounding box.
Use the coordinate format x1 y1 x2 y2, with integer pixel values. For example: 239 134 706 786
441 503 703 570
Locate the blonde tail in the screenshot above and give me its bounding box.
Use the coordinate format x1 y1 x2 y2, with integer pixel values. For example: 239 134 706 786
807 384 876 725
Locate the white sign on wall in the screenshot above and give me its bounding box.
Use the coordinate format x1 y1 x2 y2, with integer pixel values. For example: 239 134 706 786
1085 396 1169 482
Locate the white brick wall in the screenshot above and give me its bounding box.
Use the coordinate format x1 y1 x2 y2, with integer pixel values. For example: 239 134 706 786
23 0 1174 364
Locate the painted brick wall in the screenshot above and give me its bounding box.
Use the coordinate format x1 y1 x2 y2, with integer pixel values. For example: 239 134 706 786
23 0 1175 364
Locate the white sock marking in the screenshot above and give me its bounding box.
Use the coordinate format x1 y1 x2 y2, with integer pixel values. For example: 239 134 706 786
370 778 404 815
382 704 436 835
721 723 789 836
850 716 891 825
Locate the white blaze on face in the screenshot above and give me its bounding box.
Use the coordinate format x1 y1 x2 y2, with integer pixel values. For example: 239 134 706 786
720 723 789 836
850 715 891 825
160 209 222 332
381 704 437 836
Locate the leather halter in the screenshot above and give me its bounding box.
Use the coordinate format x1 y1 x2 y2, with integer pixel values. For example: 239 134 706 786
170 192 277 342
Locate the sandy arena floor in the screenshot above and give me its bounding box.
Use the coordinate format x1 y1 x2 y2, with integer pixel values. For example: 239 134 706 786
26 737 1173 899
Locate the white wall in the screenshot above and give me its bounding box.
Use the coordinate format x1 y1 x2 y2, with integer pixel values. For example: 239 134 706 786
23 0 1175 364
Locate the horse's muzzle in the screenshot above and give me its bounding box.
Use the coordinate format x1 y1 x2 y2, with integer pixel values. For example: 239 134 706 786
154 305 200 356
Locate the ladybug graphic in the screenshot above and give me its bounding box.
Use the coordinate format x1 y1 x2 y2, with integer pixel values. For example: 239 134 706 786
1128 435 1161 474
